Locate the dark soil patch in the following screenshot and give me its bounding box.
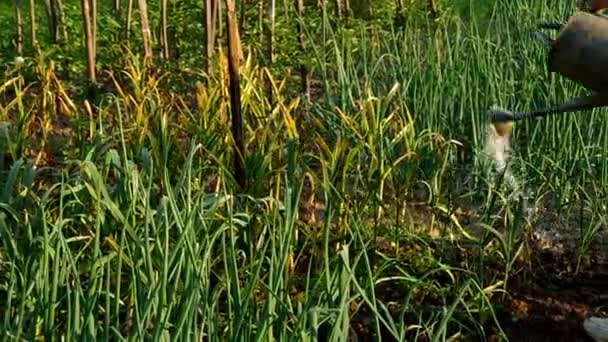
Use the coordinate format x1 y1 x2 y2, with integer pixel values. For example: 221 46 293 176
490 234 608 342
343 209 608 342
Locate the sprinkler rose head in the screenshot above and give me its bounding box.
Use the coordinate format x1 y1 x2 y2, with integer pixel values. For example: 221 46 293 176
494 121 514 137
488 110 514 123
488 110 515 137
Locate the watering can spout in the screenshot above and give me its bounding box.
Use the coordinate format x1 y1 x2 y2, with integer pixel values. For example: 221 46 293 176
489 110 515 124
490 94 606 124
487 94 607 137
487 110 516 137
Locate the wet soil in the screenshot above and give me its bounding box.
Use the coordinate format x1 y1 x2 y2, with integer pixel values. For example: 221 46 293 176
340 205 608 342
491 228 608 342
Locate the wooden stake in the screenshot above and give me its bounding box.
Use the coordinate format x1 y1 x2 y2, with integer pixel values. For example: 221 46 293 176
225 0 246 190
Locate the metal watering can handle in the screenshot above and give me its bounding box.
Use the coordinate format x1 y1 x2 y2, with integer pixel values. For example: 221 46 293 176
489 94 607 124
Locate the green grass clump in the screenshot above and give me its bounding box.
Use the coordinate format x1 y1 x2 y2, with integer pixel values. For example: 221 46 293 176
1 0 607 340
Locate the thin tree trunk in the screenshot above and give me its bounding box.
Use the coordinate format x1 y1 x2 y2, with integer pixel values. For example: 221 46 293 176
160 0 169 59
395 0 402 11
295 0 310 102
344 0 350 19
29 0 37 48
217 0 223 43
43 0 57 43
54 0 68 43
113 0 121 41
239 0 246 33
334 0 342 19
258 0 264 34
168 26 179 59
265 0 275 102
266 0 275 63
205 0 218 75
81 0 96 82
137 0 153 65
258 0 264 60
225 0 246 190
126 0 133 40
395 0 402 16
92 0 96 59
13 0 23 55
394 0 404 27
428 0 438 18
